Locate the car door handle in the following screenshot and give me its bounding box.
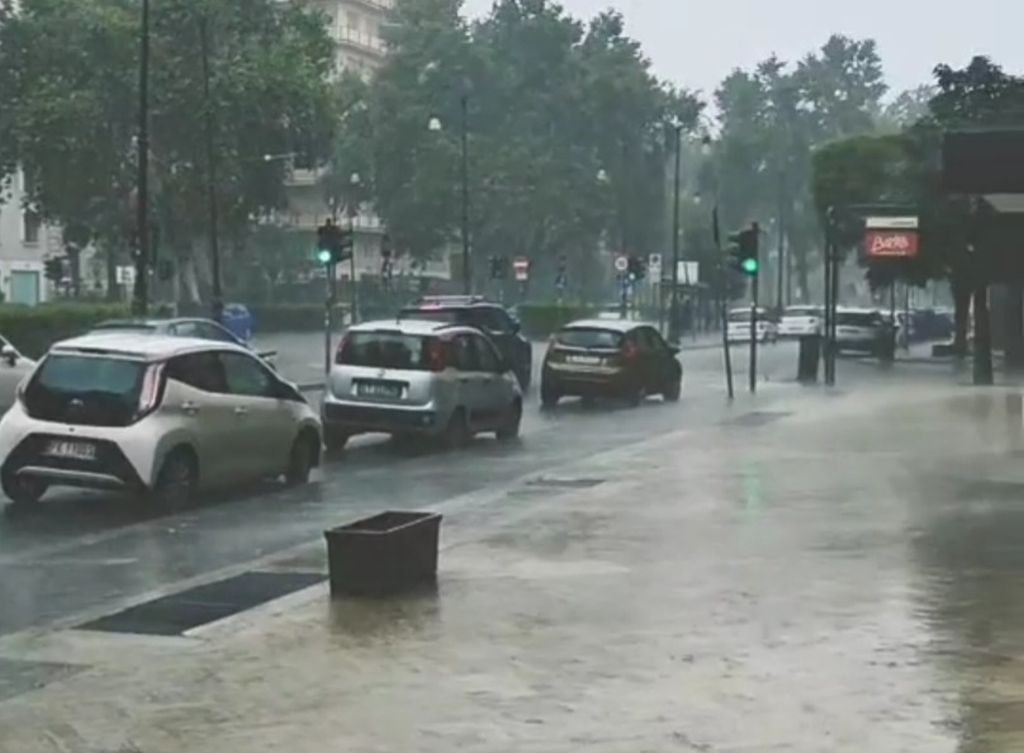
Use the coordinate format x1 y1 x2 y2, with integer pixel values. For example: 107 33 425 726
181 401 200 416
234 406 249 416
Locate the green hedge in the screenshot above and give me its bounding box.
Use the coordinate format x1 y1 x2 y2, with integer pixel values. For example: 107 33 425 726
515 303 596 339
0 303 134 358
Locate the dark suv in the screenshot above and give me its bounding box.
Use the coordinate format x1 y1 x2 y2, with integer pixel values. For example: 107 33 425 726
398 297 533 389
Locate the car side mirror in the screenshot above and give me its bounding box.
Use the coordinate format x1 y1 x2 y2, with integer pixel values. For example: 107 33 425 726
1 346 18 367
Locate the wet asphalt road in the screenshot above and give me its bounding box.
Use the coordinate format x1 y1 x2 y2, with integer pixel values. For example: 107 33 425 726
0 339 808 637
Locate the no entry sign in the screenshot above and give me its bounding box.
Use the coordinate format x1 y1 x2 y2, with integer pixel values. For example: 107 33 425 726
864 216 919 259
513 257 530 282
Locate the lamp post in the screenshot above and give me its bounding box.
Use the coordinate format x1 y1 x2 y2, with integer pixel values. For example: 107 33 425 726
427 98 471 294
199 15 222 323
668 120 684 344
348 171 361 324
133 0 150 316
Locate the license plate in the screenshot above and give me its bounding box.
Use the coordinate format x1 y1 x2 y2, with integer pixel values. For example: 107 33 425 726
44 440 96 461
356 382 402 399
567 355 602 366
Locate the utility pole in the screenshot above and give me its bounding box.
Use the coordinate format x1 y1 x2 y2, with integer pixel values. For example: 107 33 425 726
133 0 150 316
459 93 471 295
199 16 222 323
713 206 734 400
668 122 683 343
823 207 834 386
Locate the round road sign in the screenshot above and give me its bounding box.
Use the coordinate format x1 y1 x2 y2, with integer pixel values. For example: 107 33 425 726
614 255 629 273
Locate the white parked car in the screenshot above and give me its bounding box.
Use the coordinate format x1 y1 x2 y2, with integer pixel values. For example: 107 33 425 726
0 333 321 508
727 308 778 343
0 336 36 415
835 308 887 353
778 306 823 338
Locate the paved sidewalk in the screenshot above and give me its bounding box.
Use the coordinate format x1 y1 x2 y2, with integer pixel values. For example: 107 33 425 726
7 380 1024 751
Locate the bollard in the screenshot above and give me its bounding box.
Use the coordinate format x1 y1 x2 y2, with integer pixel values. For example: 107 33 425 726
797 334 821 383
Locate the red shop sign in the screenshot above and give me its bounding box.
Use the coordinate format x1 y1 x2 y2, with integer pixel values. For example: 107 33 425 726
865 230 919 259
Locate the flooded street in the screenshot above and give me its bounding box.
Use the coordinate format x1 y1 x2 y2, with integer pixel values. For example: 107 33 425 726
3 355 1024 751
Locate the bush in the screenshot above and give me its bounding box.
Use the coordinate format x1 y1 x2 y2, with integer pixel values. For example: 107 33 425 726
514 303 596 339
0 303 133 358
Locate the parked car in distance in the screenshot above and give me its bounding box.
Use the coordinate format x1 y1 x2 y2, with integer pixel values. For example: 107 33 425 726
0 333 320 508
321 319 523 450
835 308 888 354
90 317 277 368
727 308 778 343
0 335 35 415
540 320 682 408
778 306 823 338
398 296 532 389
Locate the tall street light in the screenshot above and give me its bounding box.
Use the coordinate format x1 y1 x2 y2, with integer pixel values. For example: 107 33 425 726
199 15 222 323
668 119 684 344
428 94 471 294
133 0 150 315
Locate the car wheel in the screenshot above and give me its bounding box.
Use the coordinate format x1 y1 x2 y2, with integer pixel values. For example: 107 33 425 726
2 471 46 508
540 381 560 410
443 409 470 450
663 375 682 402
151 449 197 509
626 382 645 407
285 433 318 486
324 427 349 452
496 400 522 441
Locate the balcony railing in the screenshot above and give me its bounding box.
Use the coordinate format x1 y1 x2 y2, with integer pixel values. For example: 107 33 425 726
336 27 385 55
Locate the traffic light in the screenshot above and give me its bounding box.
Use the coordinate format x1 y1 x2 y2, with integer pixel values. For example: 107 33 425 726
727 223 760 276
316 220 355 265
489 255 506 280
627 255 646 281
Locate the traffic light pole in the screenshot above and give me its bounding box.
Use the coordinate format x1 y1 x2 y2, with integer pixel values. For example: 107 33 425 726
324 263 334 377
749 274 758 394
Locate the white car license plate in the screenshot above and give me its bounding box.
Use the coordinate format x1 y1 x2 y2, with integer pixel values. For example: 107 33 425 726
45 440 96 461
356 381 402 399
568 355 602 365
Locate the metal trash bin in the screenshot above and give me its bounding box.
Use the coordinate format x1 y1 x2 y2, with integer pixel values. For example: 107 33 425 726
797 334 821 383
324 511 442 597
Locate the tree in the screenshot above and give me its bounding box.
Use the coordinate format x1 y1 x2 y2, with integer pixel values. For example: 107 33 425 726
0 0 335 303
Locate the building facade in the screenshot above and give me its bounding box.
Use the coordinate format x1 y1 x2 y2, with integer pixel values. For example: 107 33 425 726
0 169 59 305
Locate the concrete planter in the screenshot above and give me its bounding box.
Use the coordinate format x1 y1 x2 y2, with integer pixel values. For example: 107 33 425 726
324 511 442 597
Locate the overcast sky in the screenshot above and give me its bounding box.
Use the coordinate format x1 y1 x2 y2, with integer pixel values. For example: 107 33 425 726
462 0 1023 101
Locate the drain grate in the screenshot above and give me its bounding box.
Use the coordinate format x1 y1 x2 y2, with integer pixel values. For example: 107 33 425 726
78 571 325 636
0 658 85 702
722 411 791 428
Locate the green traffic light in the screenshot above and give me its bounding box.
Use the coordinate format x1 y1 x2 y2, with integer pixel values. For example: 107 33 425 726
316 248 332 264
741 258 759 275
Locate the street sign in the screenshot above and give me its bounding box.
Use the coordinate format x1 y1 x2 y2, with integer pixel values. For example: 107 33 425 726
116 265 136 285
614 255 629 273
864 216 920 259
648 253 662 280
513 257 530 282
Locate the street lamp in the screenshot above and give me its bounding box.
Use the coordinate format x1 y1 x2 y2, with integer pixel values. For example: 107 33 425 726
133 0 151 315
668 119 684 344
426 96 471 294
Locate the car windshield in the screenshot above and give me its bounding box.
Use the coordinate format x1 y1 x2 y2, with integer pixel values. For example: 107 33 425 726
556 328 623 349
337 332 434 370
23 354 147 426
785 307 819 317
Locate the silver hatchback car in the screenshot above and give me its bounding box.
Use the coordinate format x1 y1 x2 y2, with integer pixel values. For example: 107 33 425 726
321 319 523 450
0 333 322 508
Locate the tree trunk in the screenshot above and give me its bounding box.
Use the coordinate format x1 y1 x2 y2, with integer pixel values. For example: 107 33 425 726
952 272 971 357
973 282 994 386
105 244 119 302
1005 283 1024 372
66 246 82 298
793 243 809 302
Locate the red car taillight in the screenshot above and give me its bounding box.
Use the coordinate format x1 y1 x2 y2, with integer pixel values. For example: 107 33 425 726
428 338 449 372
136 362 166 420
335 334 353 365
622 341 639 361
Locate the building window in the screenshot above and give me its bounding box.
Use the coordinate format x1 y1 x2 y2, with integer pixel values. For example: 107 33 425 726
346 11 360 32
23 210 41 244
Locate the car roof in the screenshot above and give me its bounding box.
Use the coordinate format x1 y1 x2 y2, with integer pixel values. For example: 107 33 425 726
403 295 499 310
560 318 650 333
348 318 475 336
49 332 249 361
95 317 224 328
